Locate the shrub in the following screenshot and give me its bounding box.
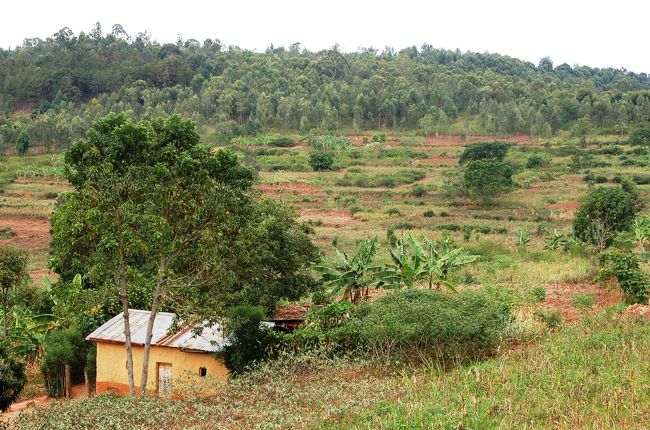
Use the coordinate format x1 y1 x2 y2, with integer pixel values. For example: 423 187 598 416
596 249 649 304
574 180 642 249
410 184 427 197
0 341 26 412
268 137 295 147
573 293 594 310
372 133 386 143
423 210 435 218
385 208 401 216
440 211 450 217
220 305 282 374
40 328 87 397
526 154 549 168
629 128 650 145
528 285 547 303
533 309 562 330
361 289 511 362
309 151 334 171
391 221 415 230
464 159 514 204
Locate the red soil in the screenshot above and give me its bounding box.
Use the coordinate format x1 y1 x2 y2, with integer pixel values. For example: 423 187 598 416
0 217 50 250
549 201 580 210
543 283 623 323
299 209 356 227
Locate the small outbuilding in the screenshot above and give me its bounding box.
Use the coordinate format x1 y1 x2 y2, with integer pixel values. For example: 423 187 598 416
86 309 228 395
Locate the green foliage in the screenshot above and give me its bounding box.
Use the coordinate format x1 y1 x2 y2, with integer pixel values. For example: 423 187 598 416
409 184 427 197
220 305 280 374
422 210 435 218
308 151 334 171
458 141 510 165
597 249 649 304
306 135 351 151
573 180 642 249
0 340 26 412
336 168 425 188
533 309 562 329
629 128 650 145
40 328 87 397
0 247 29 337
527 285 547 303
526 153 550 168
544 230 577 251
573 293 594 310
514 229 531 248
15 130 31 156
464 159 514 203
360 289 511 362
314 238 380 304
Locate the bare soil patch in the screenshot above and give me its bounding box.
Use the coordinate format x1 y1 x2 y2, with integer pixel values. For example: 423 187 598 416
424 134 537 147
543 283 622 323
299 209 356 227
0 217 50 250
549 201 580 210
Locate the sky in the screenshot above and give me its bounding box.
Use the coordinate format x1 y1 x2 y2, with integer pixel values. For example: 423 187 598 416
2 0 649 73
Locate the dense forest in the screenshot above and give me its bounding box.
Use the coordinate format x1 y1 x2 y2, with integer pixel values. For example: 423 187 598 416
1 23 650 153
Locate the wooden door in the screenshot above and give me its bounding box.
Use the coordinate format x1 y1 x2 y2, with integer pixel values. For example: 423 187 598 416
157 363 172 394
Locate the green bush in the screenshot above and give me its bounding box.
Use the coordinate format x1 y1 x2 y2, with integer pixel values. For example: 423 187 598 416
597 249 649 304
533 309 562 329
40 328 87 397
574 180 642 249
410 184 427 197
308 151 334 171
528 285 547 303
361 289 511 362
423 210 435 218
573 293 594 310
526 154 549 168
0 341 26 412
220 305 282 374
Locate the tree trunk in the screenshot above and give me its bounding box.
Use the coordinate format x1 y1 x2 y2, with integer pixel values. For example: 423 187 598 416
64 364 72 398
120 289 136 396
139 258 167 394
2 294 7 338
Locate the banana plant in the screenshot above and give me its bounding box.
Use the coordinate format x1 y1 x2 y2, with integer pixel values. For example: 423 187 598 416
314 237 382 304
375 234 424 289
544 230 577 251
413 235 477 292
632 217 650 253
1 306 57 359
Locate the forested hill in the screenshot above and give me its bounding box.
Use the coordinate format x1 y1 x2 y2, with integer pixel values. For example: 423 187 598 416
1 25 650 152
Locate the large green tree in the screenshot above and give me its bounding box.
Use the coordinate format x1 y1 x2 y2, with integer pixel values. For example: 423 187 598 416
464 159 514 204
574 180 643 249
50 113 318 394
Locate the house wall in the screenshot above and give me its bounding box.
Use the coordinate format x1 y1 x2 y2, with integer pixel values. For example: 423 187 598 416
95 342 228 395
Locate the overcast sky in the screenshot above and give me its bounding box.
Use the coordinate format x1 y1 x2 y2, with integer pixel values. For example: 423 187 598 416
2 0 648 73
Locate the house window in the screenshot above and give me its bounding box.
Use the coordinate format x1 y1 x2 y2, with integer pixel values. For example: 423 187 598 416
199 367 207 377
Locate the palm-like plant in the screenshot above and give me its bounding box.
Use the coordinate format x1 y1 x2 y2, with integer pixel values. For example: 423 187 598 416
632 217 650 253
314 237 381 304
544 230 577 251
414 235 477 292
376 234 424 289
514 229 530 248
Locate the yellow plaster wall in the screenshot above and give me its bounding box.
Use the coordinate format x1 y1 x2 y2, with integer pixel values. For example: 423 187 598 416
95 342 228 393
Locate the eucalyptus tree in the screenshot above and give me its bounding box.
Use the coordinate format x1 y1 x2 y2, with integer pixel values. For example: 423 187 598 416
50 113 318 394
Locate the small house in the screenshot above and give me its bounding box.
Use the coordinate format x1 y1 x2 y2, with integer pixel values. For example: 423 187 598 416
86 309 228 395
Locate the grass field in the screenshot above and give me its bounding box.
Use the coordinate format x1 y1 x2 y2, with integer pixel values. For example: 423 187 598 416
2 132 650 428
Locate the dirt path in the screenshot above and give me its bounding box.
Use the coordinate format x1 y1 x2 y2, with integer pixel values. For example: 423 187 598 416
0 384 87 427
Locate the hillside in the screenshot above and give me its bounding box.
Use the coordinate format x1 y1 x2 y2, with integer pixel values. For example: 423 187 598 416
1 25 650 155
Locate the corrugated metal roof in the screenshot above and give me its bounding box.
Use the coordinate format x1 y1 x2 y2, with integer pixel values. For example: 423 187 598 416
85 309 227 353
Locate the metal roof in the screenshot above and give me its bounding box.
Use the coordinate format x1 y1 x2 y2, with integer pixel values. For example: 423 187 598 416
85 309 227 353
